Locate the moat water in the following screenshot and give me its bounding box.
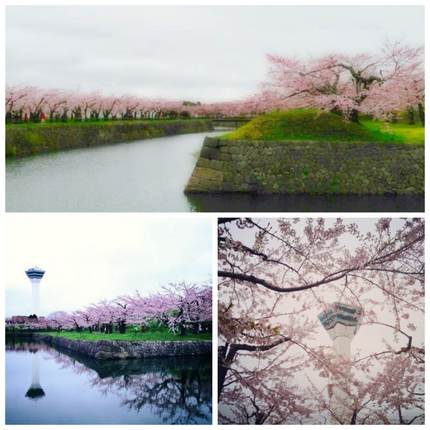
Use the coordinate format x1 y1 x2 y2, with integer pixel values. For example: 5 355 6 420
6 131 423 212
6 338 212 424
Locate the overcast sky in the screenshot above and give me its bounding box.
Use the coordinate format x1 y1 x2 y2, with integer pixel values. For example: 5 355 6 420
227 218 424 351
5 215 212 317
6 5 424 102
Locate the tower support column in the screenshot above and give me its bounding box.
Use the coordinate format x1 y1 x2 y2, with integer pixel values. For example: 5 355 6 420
31 279 41 316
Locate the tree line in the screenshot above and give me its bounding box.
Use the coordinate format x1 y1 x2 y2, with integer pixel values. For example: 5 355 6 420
6 282 212 336
6 42 423 125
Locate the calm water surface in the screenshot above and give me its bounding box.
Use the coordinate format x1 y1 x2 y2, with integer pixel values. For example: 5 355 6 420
6 131 423 212
6 339 212 424
6 131 223 212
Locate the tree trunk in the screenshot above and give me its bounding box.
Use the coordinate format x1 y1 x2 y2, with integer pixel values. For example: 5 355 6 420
350 409 358 424
180 324 186 336
348 109 359 123
118 321 126 334
418 103 425 126
218 338 290 399
390 113 398 123
255 413 267 425
407 107 415 125
330 107 343 116
218 344 237 399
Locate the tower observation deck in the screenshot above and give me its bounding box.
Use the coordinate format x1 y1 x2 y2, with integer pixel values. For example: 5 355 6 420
25 267 45 316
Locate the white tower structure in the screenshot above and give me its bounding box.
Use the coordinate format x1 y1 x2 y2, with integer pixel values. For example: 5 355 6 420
25 267 45 317
318 302 363 424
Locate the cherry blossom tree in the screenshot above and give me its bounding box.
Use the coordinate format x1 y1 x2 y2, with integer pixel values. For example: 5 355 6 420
218 218 424 424
7 281 212 336
5 86 31 122
43 89 67 121
264 42 424 122
101 95 119 120
162 282 212 334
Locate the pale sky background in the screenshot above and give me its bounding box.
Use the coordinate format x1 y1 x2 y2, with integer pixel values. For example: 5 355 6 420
6 5 424 101
5 215 212 317
225 218 424 352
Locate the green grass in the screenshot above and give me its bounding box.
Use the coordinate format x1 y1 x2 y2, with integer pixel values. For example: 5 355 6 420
223 109 424 144
41 328 212 342
361 119 424 145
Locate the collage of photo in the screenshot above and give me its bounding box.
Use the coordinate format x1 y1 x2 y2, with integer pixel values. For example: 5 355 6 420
3 2 426 427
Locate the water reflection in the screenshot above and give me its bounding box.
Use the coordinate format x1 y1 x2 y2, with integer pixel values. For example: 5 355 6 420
6 338 212 424
25 349 45 400
187 192 424 212
6 131 223 212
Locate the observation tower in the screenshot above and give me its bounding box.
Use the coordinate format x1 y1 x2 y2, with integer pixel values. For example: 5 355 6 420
25 266 45 317
318 302 363 424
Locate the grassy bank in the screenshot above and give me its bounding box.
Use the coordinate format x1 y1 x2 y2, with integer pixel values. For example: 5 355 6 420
223 110 424 145
6 118 196 129
6 118 213 157
361 119 424 145
41 328 212 342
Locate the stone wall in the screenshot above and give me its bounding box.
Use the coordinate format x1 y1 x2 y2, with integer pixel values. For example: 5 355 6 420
34 334 212 360
185 137 424 194
6 119 213 157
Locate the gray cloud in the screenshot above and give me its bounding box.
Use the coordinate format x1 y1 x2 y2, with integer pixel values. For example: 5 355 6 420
6 5 424 101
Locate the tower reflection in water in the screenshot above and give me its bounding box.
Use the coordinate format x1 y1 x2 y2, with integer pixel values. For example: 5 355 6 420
25 348 45 400
6 338 211 424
